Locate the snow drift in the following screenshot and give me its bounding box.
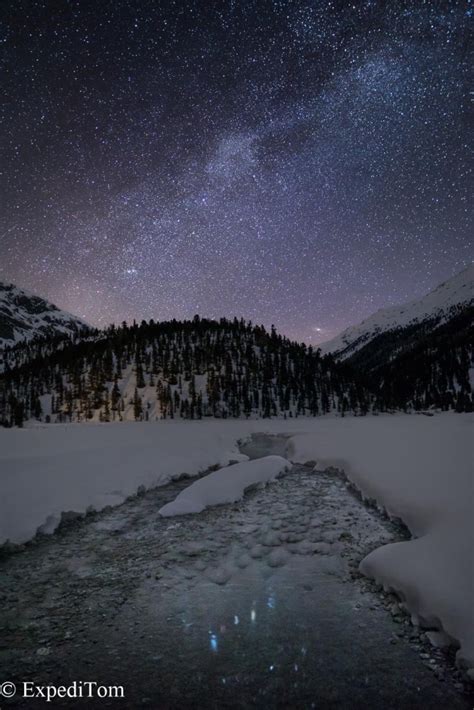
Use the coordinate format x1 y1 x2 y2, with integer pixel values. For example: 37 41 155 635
158 455 290 516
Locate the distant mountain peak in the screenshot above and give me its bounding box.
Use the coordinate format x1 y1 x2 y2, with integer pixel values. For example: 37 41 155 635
0 282 90 348
319 264 474 358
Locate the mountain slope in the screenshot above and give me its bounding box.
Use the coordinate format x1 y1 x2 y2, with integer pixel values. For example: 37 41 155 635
0 282 90 348
319 264 474 359
0 317 371 426
319 265 474 413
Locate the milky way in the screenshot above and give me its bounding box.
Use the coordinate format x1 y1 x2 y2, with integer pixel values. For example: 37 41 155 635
0 0 471 343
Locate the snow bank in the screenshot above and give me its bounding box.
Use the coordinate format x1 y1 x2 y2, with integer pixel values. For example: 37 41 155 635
158 455 290 516
286 414 474 669
0 421 255 545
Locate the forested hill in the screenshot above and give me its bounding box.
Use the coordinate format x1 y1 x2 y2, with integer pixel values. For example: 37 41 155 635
0 317 371 427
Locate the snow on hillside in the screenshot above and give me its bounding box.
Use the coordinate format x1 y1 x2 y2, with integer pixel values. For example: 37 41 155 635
0 414 472 669
319 263 474 358
0 282 90 348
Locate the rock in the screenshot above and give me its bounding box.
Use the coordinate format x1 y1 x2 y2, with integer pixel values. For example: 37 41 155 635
425 630 453 649
261 532 281 546
267 549 290 568
36 647 50 656
339 531 353 541
207 566 232 585
236 554 251 569
313 542 331 555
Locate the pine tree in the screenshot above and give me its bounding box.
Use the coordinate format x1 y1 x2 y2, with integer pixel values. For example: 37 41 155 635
133 388 143 421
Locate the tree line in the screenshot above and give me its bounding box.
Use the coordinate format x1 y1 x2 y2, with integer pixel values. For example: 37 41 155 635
0 316 371 427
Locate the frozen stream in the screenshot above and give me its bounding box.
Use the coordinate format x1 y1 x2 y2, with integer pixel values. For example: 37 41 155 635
0 436 471 708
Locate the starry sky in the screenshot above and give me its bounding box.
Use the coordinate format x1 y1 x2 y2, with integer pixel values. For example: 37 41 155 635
0 0 472 344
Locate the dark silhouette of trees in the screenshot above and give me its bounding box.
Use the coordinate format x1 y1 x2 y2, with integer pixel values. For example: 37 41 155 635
0 308 471 428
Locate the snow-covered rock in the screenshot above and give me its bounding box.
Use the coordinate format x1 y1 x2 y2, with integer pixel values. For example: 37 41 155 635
0 282 90 348
319 263 473 358
158 455 290 516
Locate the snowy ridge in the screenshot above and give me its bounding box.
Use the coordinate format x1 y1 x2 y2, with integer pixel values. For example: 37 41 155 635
319 264 474 358
0 282 90 348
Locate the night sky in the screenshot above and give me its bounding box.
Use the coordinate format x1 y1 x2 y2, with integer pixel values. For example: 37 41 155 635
0 1 471 344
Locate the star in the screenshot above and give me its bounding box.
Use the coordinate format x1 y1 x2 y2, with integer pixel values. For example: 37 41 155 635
0 1 470 340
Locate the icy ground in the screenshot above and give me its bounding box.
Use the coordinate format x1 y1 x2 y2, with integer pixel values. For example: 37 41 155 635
1 457 471 708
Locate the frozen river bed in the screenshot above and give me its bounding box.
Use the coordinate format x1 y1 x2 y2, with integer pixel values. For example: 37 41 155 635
0 455 471 708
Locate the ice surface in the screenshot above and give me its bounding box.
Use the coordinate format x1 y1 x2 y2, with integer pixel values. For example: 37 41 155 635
0 413 472 670
4 466 467 710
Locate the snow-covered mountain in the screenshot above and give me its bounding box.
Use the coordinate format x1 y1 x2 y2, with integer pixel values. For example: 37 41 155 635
0 282 90 348
317 265 473 413
319 264 474 359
